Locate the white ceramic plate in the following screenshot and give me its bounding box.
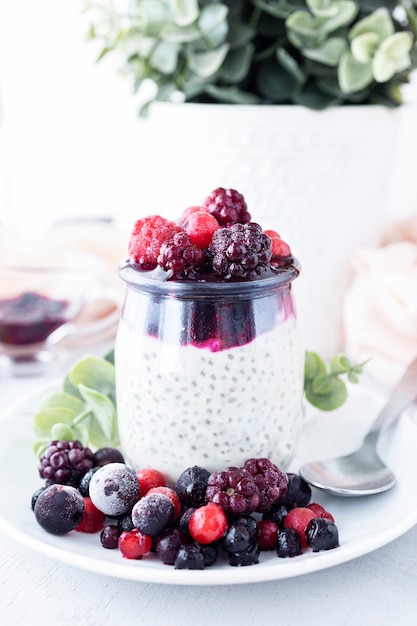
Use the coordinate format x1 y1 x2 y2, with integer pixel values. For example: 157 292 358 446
1 382 416 586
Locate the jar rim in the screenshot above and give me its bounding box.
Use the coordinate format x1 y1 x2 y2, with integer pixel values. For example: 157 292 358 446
118 258 300 298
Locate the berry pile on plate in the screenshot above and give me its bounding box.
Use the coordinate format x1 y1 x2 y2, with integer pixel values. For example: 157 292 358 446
127 187 293 280
32 442 339 569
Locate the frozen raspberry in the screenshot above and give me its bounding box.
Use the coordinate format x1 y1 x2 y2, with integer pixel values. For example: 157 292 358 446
183 211 220 249
243 458 288 513
38 440 94 488
128 215 181 269
202 187 251 226
157 231 205 277
283 506 316 548
208 223 272 279
205 466 260 516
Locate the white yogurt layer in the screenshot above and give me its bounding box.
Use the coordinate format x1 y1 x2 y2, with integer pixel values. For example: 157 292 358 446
116 314 304 482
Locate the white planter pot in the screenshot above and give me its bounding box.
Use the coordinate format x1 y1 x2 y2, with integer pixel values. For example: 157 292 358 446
128 103 401 357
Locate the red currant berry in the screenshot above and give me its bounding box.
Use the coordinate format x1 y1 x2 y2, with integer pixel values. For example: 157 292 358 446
257 520 278 550
180 205 209 225
188 502 227 544
118 529 152 560
146 486 181 520
307 502 335 522
263 229 281 239
283 507 316 548
75 497 106 533
136 467 166 496
183 211 220 249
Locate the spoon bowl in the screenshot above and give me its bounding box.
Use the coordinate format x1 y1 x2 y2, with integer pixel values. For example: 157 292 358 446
299 356 417 497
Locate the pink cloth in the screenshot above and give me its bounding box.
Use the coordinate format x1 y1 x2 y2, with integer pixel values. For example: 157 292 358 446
343 215 417 387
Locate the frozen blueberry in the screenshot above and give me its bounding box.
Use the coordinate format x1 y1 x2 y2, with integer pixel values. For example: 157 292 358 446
131 493 174 536
306 518 339 552
89 463 140 516
34 484 84 535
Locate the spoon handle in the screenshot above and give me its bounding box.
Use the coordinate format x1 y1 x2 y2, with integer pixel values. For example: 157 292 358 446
369 355 417 435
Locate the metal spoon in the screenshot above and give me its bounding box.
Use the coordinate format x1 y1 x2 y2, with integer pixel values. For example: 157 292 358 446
299 356 417 496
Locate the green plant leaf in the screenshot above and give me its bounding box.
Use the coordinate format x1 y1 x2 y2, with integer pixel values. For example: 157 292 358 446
372 32 413 82
78 384 118 444
277 47 305 84
349 7 394 41
221 44 254 83
198 3 228 34
187 43 229 77
257 58 299 100
305 377 348 410
33 407 75 438
338 49 373 92
150 41 180 73
351 32 380 63
68 355 116 404
320 1 359 33
330 353 352 372
37 392 85 414
286 11 327 49
171 0 199 27
303 37 347 66
304 350 327 382
161 23 201 43
204 84 261 104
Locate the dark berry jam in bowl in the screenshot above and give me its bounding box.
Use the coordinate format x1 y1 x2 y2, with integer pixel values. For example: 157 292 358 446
0 245 105 375
115 260 305 482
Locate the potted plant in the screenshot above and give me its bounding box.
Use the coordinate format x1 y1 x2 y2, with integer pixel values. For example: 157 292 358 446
81 0 417 357
83 0 417 113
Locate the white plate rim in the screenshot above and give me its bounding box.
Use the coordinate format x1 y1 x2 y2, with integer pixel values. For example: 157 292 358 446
1 381 417 586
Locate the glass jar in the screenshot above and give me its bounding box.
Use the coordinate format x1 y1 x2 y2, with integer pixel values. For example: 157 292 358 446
115 262 304 481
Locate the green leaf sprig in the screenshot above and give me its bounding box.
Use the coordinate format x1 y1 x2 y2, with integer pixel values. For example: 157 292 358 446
304 351 368 411
33 352 118 457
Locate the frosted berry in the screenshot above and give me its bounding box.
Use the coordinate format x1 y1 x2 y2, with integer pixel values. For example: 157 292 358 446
263 229 292 259
307 502 335 522
136 467 166 496
131 493 174 536
157 231 205 277
118 528 152 559
206 466 260 516
180 205 209 225
283 507 316 548
89 462 140 517
38 440 94 488
306 518 339 552
243 457 288 513
75 497 106 533
208 223 272 279
34 484 84 535
202 188 251 226
31 487 46 510
276 527 302 558
183 211 219 249
262 502 288 527
188 502 227 544
175 465 211 506
128 215 181 269
100 524 121 549
146 486 181 520
78 467 100 497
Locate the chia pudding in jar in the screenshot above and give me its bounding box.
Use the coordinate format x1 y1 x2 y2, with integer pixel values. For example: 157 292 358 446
115 189 304 481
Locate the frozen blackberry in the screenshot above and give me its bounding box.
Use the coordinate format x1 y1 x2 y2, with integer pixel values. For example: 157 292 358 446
100 524 121 549
276 527 302 557
306 518 339 552
157 231 205 278
208 223 272 279
175 465 211 506
243 458 288 513
205 466 260 516
202 187 251 226
38 440 94 488
174 544 205 570
282 473 312 509
34 484 84 535
131 493 174 536
128 215 181 269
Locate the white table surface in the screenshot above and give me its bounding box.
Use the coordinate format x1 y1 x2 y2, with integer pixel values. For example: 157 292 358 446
1 343 417 626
